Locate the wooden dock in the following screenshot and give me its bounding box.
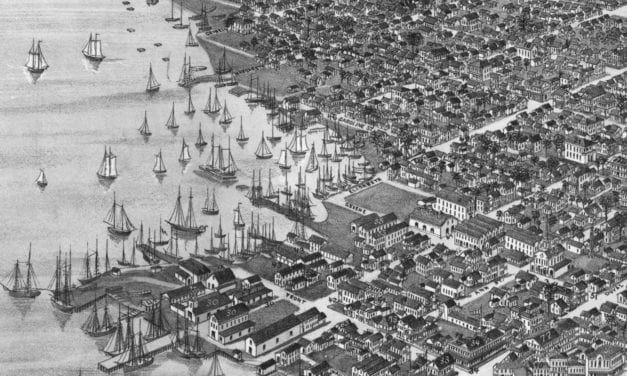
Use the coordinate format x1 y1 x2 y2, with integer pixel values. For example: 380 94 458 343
97 334 173 373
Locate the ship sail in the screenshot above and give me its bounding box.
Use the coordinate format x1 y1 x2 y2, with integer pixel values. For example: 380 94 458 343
185 88 195 115
82 33 105 60
278 145 290 169
104 315 126 355
318 139 331 158
202 187 219 214
203 88 221 114
185 28 198 47
305 143 319 172
81 302 101 333
233 203 245 228
219 101 232 124
255 132 272 159
179 138 192 162
36 169 48 186
25 39 49 73
288 127 308 155
223 142 238 174
146 64 160 92
195 123 207 146
153 150 167 173
236 117 248 142
168 187 187 228
138 111 152 136
165 102 179 129
97 146 118 179
104 193 136 234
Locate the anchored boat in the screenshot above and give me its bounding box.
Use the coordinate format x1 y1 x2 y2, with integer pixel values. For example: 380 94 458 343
203 88 221 114
82 33 105 62
236 117 249 143
103 193 136 236
202 187 219 215
36 169 48 188
138 111 152 136
255 132 272 159
97 146 118 180
197 136 238 183
164 102 179 129
166 187 207 234
81 295 116 337
2 244 40 298
195 123 207 147
153 149 167 175
25 39 49 74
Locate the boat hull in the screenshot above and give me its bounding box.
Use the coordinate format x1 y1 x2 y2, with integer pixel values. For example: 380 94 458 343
195 142 208 147
146 87 160 93
305 166 318 173
267 136 282 142
165 17 180 22
279 165 291 170
202 109 220 115
195 167 238 183
173 346 203 359
7 288 41 299
202 208 219 215
97 173 117 180
82 52 105 62
123 357 154 372
218 119 232 125
255 154 272 160
204 248 221 255
117 260 139 267
166 221 207 235
78 274 102 285
173 24 189 29
184 110 196 115
85 325 117 337
26 67 47 74
50 298 74 313
108 227 134 236
236 138 249 142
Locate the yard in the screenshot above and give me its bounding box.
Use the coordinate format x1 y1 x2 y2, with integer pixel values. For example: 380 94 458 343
309 345 359 376
240 254 279 282
249 299 299 330
345 182 426 219
571 255 608 273
292 280 333 301
306 202 362 266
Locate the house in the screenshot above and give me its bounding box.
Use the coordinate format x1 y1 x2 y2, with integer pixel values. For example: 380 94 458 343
504 227 542 257
441 279 465 299
584 345 625 376
275 342 301 366
409 208 458 238
171 291 232 324
163 282 207 305
257 359 277 376
176 258 212 286
327 268 358 290
208 303 255 344
564 136 597 164
351 355 391 376
453 215 503 250
434 190 475 221
530 247 570 279
207 268 237 293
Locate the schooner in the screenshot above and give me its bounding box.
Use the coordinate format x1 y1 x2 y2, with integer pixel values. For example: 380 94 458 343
164 102 180 129
202 187 219 215
184 88 195 115
138 111 152 136
288 126 308 155
197 136 238 183
203 88 221 114
179 138 192 163
255 132 272 159
146 63 160 93
236 117 249 143
97 146 118 180
117 241 138 267
50 249 74 313
36 169 48 188
219 100 233 125
195 123 208 147
81 295 115 337
1 244 40 298
166 187 207 234
305 143 319 173
185 28 199 47
278 144 291 170
103 193 136 236
82 33 105 62
25 39 49 74
153 149 167 175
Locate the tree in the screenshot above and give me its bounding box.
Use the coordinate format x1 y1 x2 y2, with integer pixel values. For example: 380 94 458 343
598 194 617 222
250 36 258 49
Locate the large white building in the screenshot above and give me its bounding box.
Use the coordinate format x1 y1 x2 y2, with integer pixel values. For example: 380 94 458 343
434 190 475 221
564 136 596 164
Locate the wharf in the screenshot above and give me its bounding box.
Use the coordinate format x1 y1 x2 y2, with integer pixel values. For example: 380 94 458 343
228 85 250 97
249 197 312 221
97 334 173 373
137 243 182 265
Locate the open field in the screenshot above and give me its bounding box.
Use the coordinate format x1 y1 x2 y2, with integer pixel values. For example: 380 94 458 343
249 299 299 329
310 345 359 376
292 280 333 301
307 202 361 265
240 254 279 281
345 182 425 219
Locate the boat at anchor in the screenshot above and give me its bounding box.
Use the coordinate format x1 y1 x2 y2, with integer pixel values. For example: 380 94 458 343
166 187 207 234
103 193 136 236
1 244 40 298
25 39 49 74
202 187 219 215
82 33 105 62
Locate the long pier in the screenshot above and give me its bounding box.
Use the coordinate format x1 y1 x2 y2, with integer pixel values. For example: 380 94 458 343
97 334 173 373
137 243 182 265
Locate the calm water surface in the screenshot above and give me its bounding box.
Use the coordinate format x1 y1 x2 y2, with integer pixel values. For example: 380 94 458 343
0 0 348 373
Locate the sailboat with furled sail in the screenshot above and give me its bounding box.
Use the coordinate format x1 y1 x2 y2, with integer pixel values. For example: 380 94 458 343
166 187 207 234
318 139 331 158
78 240 101 285
2 244 40 298
50 249 74 313
202 187 219 215
153 149 167 175
197 136 238 183
36 169 48 188
117 241 138 267
104 193 136 236
118 321 154 372
255 132 272 159
219 100 233 125
195 123 207 147
81 295 115 337
25 39 49 74
178 138 192 163
305 143 319 173
185 28 198 47
172 0 188 29
82 33 105 61
164 102 179 129
138 111 152 137
103 307 126 356
144 300 170 341
184 88 195 115
288 127 308 156
233 203 245 229
146 64 160 93
203 88 221 114
97 146 118 180
236 117 249 143
265 169 279 200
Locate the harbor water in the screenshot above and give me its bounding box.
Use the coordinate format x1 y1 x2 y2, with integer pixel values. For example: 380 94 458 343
0 0 352 373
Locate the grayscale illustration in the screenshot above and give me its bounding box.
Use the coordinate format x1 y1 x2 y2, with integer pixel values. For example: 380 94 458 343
1 0 627 375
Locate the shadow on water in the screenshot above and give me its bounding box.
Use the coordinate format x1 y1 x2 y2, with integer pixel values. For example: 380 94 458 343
24 69 42 84
82 58 102 73
51 308 72 331
97 177 115 190
11 298 34 320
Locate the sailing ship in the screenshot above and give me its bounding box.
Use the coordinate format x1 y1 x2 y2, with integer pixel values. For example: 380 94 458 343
278 145 291 170
236 117 249 143
164 102 179 129
255 132 272 159
78 240 102 285
264 169 279 200
173 316 205 358
2 244 40 298
343 161 358 183
202 187 219 215
172 0 189 29
318 139 331 158
288 126 308 156
118 321 154 371
36 169 48 188
165 0 180 21
214 47 232 75
145 63 160 92
166 187 207 234
178 139 192 163
312 169 328 199
138 111 152 136
104 193 136 236
97 146 118 180
195 123 208 147
233 203 245 229
185 28 199 47
153 150 167 175
81 296 115 337
145 300 170 341
267 119 282 142
203 88 221 114
177 54 192 87
321 160 333 182
184 88 195 115
25 39 49 74
205 217 228 255
197 136 238 183
117 241 138 267
148 220 170 246
330 143 342 163
50 249 74 313
305 143 319 173
219 100 233 125
82 33 105 61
